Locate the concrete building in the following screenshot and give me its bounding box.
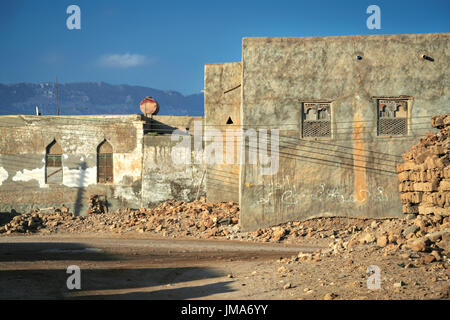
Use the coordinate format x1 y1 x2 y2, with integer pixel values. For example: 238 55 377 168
0 114 204 215
1 33 448 232
205 33 449 231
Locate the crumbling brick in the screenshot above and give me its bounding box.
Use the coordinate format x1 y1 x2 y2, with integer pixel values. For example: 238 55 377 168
397 114 450 217
440 179 450 191
402 204 419 214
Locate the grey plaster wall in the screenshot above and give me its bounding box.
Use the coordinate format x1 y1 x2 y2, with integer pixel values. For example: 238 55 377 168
142 135 205 206
204 62 242 203
0 115 145 214
239 33 450 231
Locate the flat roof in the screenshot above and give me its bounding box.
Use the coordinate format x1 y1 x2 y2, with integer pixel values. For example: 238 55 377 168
242 32 449 43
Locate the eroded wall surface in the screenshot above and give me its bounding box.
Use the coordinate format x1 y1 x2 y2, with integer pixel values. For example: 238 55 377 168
239 33 450 231
0 115 144 214
142 134 205 206
204 62 242 203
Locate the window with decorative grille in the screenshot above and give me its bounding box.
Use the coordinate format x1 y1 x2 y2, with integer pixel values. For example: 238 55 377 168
302 103 331 138
377 99 408 136
97 140 113 183
46 140 63 184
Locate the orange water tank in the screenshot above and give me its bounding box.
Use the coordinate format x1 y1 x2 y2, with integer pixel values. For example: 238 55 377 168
140 96 159 115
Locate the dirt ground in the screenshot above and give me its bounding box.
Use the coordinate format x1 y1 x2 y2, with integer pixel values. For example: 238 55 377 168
1 199 449 300
0 231 448 300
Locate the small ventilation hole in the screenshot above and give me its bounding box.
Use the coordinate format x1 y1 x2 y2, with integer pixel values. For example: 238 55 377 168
226 117 233 125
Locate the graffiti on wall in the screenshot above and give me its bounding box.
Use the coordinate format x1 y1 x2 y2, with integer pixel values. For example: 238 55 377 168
256 176 390 206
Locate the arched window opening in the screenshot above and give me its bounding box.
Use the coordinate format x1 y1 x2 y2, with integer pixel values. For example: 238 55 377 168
226 116 234 125
97 140 113 183
46 140 63 184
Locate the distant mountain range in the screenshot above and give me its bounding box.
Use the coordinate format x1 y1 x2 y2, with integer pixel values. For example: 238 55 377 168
0 82 204 116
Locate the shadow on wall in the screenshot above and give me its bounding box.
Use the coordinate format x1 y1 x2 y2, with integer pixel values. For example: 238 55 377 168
74 161 87 216
142 117 179 135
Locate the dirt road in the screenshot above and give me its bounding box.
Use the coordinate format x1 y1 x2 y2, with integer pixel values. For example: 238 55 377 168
0 234 321 299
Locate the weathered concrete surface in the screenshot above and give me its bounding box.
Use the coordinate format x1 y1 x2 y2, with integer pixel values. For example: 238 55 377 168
142 135 205 206
0 113 208 213
0 115 144 214
239 33 450 231
204 62 242 203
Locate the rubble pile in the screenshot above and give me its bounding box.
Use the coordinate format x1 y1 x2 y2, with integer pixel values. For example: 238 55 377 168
0 209 76 234
249 218 369 243
116 199 240 237
397 113 450 216
0 198 240 237
87 195 106 215
249 215 448 255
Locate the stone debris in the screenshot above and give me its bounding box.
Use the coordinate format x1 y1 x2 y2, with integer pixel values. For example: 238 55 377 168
0 198 240 238
87 195 106 215
283 283 292 290
117 199 239 238
323 292 337 300
397 113 450 217
0 208 75 234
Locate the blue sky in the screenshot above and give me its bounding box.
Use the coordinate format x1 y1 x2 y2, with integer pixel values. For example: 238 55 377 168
0 0 449 95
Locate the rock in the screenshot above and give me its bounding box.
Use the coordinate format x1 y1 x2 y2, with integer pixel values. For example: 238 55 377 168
404 225 420 236
283 283 292 290
298 252 312 260
217 217 231 226
387 232 399 244
423 255 436 264
393 281 405 288
323 293 337 300
278 266 288 273
376 235 389 247
439 233 450 254
272 227 286 242
431 250 441 261
358 232 376 244
425 229 448 242
407 238 431 252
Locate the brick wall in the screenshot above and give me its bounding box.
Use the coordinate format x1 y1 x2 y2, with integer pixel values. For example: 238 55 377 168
397 114 450 216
